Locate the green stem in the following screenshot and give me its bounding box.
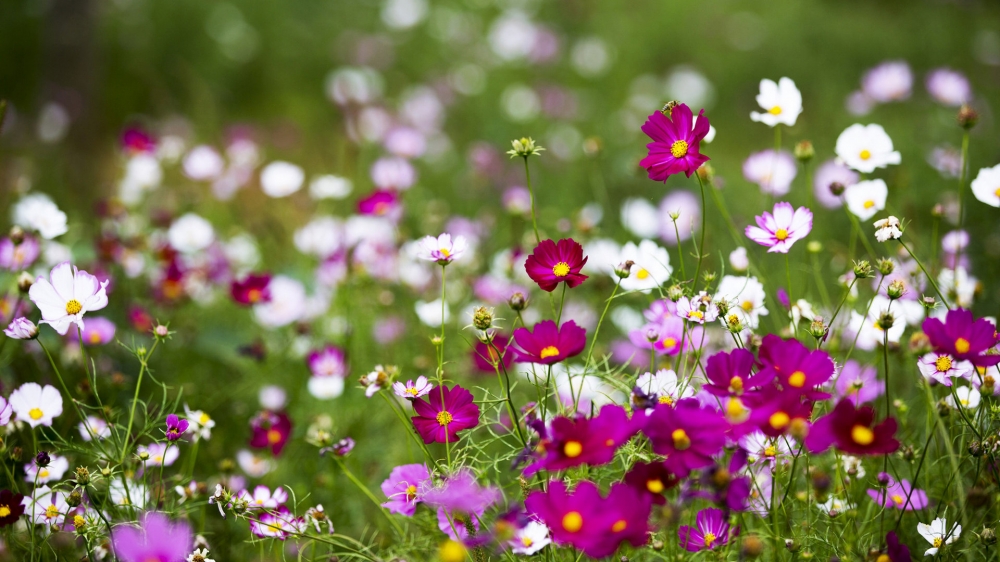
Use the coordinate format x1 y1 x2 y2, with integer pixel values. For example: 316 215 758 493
121 340 159 464
523 157 541 246
671 218 688 282
488 336 526 447
898 239 950 307
693 172 708 288
333 457 405 537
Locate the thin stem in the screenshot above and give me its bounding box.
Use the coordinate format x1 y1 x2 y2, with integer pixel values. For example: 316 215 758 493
121 340 159 464
523 157 541 246
898 239 951 308
437 264 451 470
378 392 440 470
671 218 688 282
332 456 405 537
693 172 708 288
487 336 526 447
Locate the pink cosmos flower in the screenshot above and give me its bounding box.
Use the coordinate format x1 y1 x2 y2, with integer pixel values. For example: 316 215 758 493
643 399 728 478
250 507 301 540
917 352 974 386
4 317 38 340
417 233 468 265
28 262 110 335
925 68 971 106
472 333 514 373
678 508 733 552
524 239 589 292
835 360 885 405
230 273 271 306
862 60 912 103
357 190 400 218
410 385 480 444
392 376 432 400
510 320 587 365
745 202 813 253
422 469 500 516
639 103 711 181
922 308 1000 368
523 405 643 476
805 399 899 456
72 316 116 346
0 235 40 271
868 477 928 511
238 485 289 509
380 463 431 516
111 512 192 562
249 410 293 455
742 149 797 196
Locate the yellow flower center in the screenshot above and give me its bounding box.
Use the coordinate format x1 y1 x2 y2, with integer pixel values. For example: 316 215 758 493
764 445 777 457
636 268 650 280
406 485 417 500
40 469 49 479
935 356 953 372
788 370 806 388
611 519 627 532
729 376 744 393
646 479 665 493
406 387 420 396
688 310 704 321
436 411 453 426
661 337 677 349
671 428 691 450
670 140 689 158
267 429 283 444
552 262 571 277
726 398 747 420
863 200 875 209
891 494 904 505
562 511 583 532
768 106 782 115
563 440 583 458
704 532 717 547
994 187 1000 198
955 337 970 354
769 411 790 430
247 288 262 303
859 149 871 160
658 395 674 405
539 346 560 360
0 506 9 518
74 515 85 528
45 505 59 519
65 299 83 315
877 555 891 562
89 331 102 344
741 300 754 312
933 538 943 548
439 248 451 258
851 425 874 446
521 537 533 547
775 228 789 241
29 408 43 420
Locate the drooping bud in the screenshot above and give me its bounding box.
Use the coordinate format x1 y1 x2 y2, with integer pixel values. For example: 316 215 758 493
614 260 634 280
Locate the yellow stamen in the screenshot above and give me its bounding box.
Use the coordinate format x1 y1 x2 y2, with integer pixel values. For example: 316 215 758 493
647 479 665 494
764 445 777 457
891 494 904 505
89 331 102 344
521 537 533 547
935 356 953 372
933 538 943 548
769 411 790 430
851 425 874 446
787 370 806 388
670 140 689 158
199 413 211 424
439 248 451 258
955 338 970 354
65 300 82 315
863 200 875 209
552 262 571 277
741 300 754 312
729 376 744 393
657 395 674 405
768 106 782 115
0 506 9 518
660 337 677 350
611 519 627 533
704 532 717 547
563 441 583 458
45 505 59 519
562 511 583 532
671 428 691 450
436 411 453 426
267 429 283 444
539 346 560 360
775 228 789 241
688 310 704 321
29 408 43 421
406 485 417 500
859 149 871 160
636 268 650 280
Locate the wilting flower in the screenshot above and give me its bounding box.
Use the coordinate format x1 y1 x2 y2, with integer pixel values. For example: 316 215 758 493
28 262 110 335
639 103 711 181
380 463 431 516
743 150 798 196
238 486 288 510
835 124 901 173
111 512 193 561
971 164 1000 208
806 399 899 456
750 77 803 127
745 202 813 253
917 352 973 386
418 233 468 265
524 405 642 476
165 414 189 442
230 273 271 305
644 399 728 477
410 385 480 444
843 179 889 220
874 216 902 242
524 239 589 292
678 508 733 552
922 308 1000 368
917 517 960 557
0 489 25 528
867 478 927 511
392 376 432 400
249 411 293 455
9 383 63 429
835 360 885 405
510 320 586 365
4 317 38 340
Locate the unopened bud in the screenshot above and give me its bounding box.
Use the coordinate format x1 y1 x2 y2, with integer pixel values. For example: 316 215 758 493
75 466 91 486
957 104 979 130
982 375 995 395
785 538 798 552
969 440 984 457
508 292 527 312
100 467 112 478
794 140 815 162
472 307 494 331
702 271 716 285
9 447 21 462
909 331 931 355
982 527 997 545
789 418 809 442
614 260 634 280
875 311 896 333
853 260 873 279
876 258 895 276
741 535 764 558
17 272 33 293
154 325 169 338
666 284 684 302
887 280 905 300
8 226 25 245
931 204 945 218
35 451 50 468
696 163 714 182
829 182 845 197
726 314 744 333
807 241 822 253
645 328 660 343
138 450 150 461
65 490 83 508
808 318 828 340
920 295 937 310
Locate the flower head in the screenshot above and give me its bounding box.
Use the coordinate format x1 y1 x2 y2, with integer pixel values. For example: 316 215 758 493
843 179 889 221
971 164 1000 208
237 485 288 510
422 468 500 516
0 489 25 528
926 68 971 106
750 77 803 127
622 461 679 505
835 124 901 173
507 137 545 158
9 383 63 429
917 517 960 557
472 333 514 373
874 216 902 242
410 385 480 444
867 478 927 511
12 193 68 240
511 320 586 365
380 463 431 516
745 202 813 253
249 410 293 455
639 103 711 181
307 346 348 400
703 348 773 399
28 262 110 335
524 405 642 476
617 240 672 293
392 376 432 400
678 508 733 552
805 399 899 456
0 235 40 270
917 352 974 386
524 239 589 292
922 308 1000 368
742 150 798 196
230 273 271 306
643 399 728 477
862 61 913 102
165 414 189 442
112 511 193 562
757 335 835 400
834 360 885 405
75 316 116 346
418 233 468 265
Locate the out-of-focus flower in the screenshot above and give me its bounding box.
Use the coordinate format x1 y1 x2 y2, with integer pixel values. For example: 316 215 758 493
835 360 884 405
10 383 63 428
230 273 271 306
183 146 224 181
294 216 344 258
715 276 769 329
676 293 719 324
309 175 352 200
168 214 215 254
510 520 551 555
4 317 38 340
639 103 711 181
253 276 306 328
422 468 500 516
510 320 586 365
524 239 589 292
678 508 733 552
12 193 68 240
414 299 450 328
843 180 888 220
75 316 116 346
874 216 902 242
249 411 293 455
729 247 749 272
249 507 299 540
946 386 981 410
862 61 912 102
79 416 111 441
237 485 288 510
0 489 25 528
925 68 971 106
868 478 928 510
617 240 672 293
28 262 109 335
418 233 467 265
370 157 416 190
813 159 859 209
165 414 190 442
805 399 899 456
410 385 480 444
380 463 431 516
0 234 40 270
307 346 348 400
742 150 798 196
745 202 813 253
917 518 960 557
137 443 179 466
971 164 1000 207
750 77 802 127
184 405 215 442
260 161 305 198
835 124 901 173
658 190 701 245
357 190 400 219
22 486 68 530
24 454 68 484
922 308 1000 368
392 376 432 400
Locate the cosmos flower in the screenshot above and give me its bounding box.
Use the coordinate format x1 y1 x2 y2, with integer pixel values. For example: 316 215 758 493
885 531 912 562
249 410 293 455
168 213 215 254
750 77 803 127
925 68 971 106
835 124 901 173
510 320 587 365
472 333 514 373
622 461 679 505
813 159 859 209
874 216 903 242
4 317 38 340
357 190 400 218
392 376 432 400
0 235 40 270
843 180 889 220
835 360 885 405
862 61 912 102
184 405 215 442
917 352 974 386
0 489 25 528
24 454 69 484
418 233 467 265
137 443 179 467
805 399 899 456
12 193 68 240
524 239 589 292
74 316 116 346
633 369 695 407
917 518 960 557
946 386 980 410
970 164 1000 208
422 469 500 516
742 150 798 196
867 478 927 511
230 273 271 306
165 414 189 442
643 399 728 477
524 405 642 476
22 486 68 530
922 308 1000 368
9 383 63 429
703 348 773 399
757 335 835 400
250 507 300 540
616 240 673 293
676 292 718 324
678 508 733 552
28 262 110 335
238 486 289 510
715 275 769 329
745 202 813 253
410 385 480 444
380 463 431 517
260 161 305 198
510 520 551 555
639 103 711 181
307 346 348 400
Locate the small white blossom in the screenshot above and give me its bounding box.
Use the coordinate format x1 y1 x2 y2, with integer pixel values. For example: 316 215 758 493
873 216 902 242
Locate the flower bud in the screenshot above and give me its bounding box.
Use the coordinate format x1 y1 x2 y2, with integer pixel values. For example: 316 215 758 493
614 260 634 280
853 260 873 279
100 467 112 478
507 137 545 158
829 182 845 197
651 540 665 551
35 451 51 468
909 331 931 355
666 284 684 302
982 527 997 545
154 325 170 338
876 258 895 276
702 271 716 285
794 140 815 162
726 314 744 333
875 311 896 333
645 328 660 343
886 280 905 300
696 163 714 182
920 296 937 310
785 538 798 552
969 440 983 457
982 375 995 396
9 447 21 462
807 241 822 253
741 535 764 558
508 292 527 312
808 317 828 340
811 469 831 495
65 490 83 508
17 272 33 293
8 226 24 245
957 104 979 130
931 204 945 217
75 466 91 486
472 306 494 331
789 418 809 442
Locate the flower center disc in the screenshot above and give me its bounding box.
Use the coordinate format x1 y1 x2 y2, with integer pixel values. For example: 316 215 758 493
436 410 453 426
851 425 875 445
768 106 782 115
671 428 691 450
935 356 953 372
670 140 689 158
29 408 43 420
552 262 571 277
775 228 789 241
563 440 583 458
955 337 970 354
859 149 872 160
65 299 83 315
562 511 583 532
539 345 560 359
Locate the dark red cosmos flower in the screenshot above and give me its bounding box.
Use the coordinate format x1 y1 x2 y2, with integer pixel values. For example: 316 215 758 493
922 308 1000 368
510 320 587 365
411 385 480 444
643 399 728 478
249 411 293 456
472 333 514 374
639 103 711 181
231 273 272 306
747 385 814 438
0 489 25 528
885 531 911 562
357 190 399 217
121 127 156 154
623 461 679 505
524 239 589 293
702 348 772 398
524 405 642 476
805 399 899 456
757 335 835 400
129 306 155 333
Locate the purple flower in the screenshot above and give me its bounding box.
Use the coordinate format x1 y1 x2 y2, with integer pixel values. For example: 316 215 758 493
73 316 116 346
867 478 927 511
164 414 189 442
862 60 912 103
524 404 643 476
380 464 431 517
622 461 678 505
422 469 499 516
703 348 773 399
524 239 589 292
835 360 885 405
308 346 348 378
112 511 193 562
643 399 728 478
0 235 40 271
678 508 733 552
743 150 797 196
926 68 971 107
886 531 912 562
813 159 859 209
639 103 711 181
411 385 480 444
757 335 835 401
4 317 38 340
745 202 813 253
392 376 432 399
922 308 1000 368
805 399 899 456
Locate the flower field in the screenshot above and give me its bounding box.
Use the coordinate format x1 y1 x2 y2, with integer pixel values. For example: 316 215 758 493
2 1 1000 560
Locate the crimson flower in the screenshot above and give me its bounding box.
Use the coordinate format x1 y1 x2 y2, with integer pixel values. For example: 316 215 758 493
639 103 711 181
511 320 586 365
0 489 24 528
524 239 588 292
411 385 480 444
249 411 293 456
805 399 899 456
622 462 679 505
231 273 271 306
472 333 514 374
524 405 642 476
922 308 1000 368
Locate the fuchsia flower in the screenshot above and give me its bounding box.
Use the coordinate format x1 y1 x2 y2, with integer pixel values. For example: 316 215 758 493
678 508 733 552
121 127 157 154
308 346 348 378
835 360 885 405
639 103 711 181
745 202 813 253
643 399 728 477
757 335 835 400
622 461 679 505
472 333 514 373
249 411 293 455
73 317 116 346
867 477 928 510
422 469 500 516
525 480 651 558
806 399 899 456
524 239 589 292
511 320 586 365
410 385 480 444
164 414 188 442
922 308 1000 368
111 511 192 562
380 463 431 516
231 273 271 305
524 405 642 476
702 348 772 398
357 190 400 217
748 385 814 438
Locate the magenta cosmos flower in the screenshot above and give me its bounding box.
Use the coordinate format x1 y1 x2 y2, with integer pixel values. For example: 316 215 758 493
524 404 642 476
639 103 711 181
511 320 586 365
422 468 500 516
231 273 271 306
249 410 293 455
702 348 773 399
867 477 928 511
380 463 431 516
757 334 835 400
623 461 679 505
164 414 189 442
745 202 813 253
643 398 728 477
411 385 480 444
806 399 899 456
835 360 885 405
922 308 1000 368
112 511 192 562
678 508 733 552
524 239 589 292
472 333 514 373
73 316 116 346
525 480 651 558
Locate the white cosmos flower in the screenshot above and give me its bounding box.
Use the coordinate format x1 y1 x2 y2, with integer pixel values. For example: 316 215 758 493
417 233 468 265
742 150 798 196
937 267 977 309
138 443 179 466
970 164 1000 208
716 275 769 329
617 240 672 293
23 486 68 529
815 496 854 516
729 247 749 272
620 198 659 239
9 383 63 428
168 213 215 253
78 416 111 441
634 369 694 407
309 175 352 200
843 179 888 221
415 299 450 327
12 193 68 240
510 520 551 555
917 517 960 557
260 161 305 198
835 124 901 173
237 449 275 478
184 404 215 441
182 146 225 181
750 77 803 127
253 276 307 328
294 216 344 259
946 386 981 410
28 262 109 335
25 455 69 484
308 376 345 400
847 301 906 352
873 216 902 242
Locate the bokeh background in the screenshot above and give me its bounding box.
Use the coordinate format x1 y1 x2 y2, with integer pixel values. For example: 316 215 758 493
3 0 1000 558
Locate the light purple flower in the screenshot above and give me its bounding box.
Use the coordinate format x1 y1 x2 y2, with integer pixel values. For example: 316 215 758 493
422 468 500 515
112 511 193 562
0 236 40 271
4 317 38 340
917 352 974 386
392 376 432 400
862 60 912 103
418 233 468 265
742 149 797 196
74 316 116 346
658 190 701 245
813 159 859 209
380 463 431 516
745 202 813 253
678 508 732 551
834 360 885 406
867 478 928 510
370 157 416 191
239 485 289 510
926 68 971 106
